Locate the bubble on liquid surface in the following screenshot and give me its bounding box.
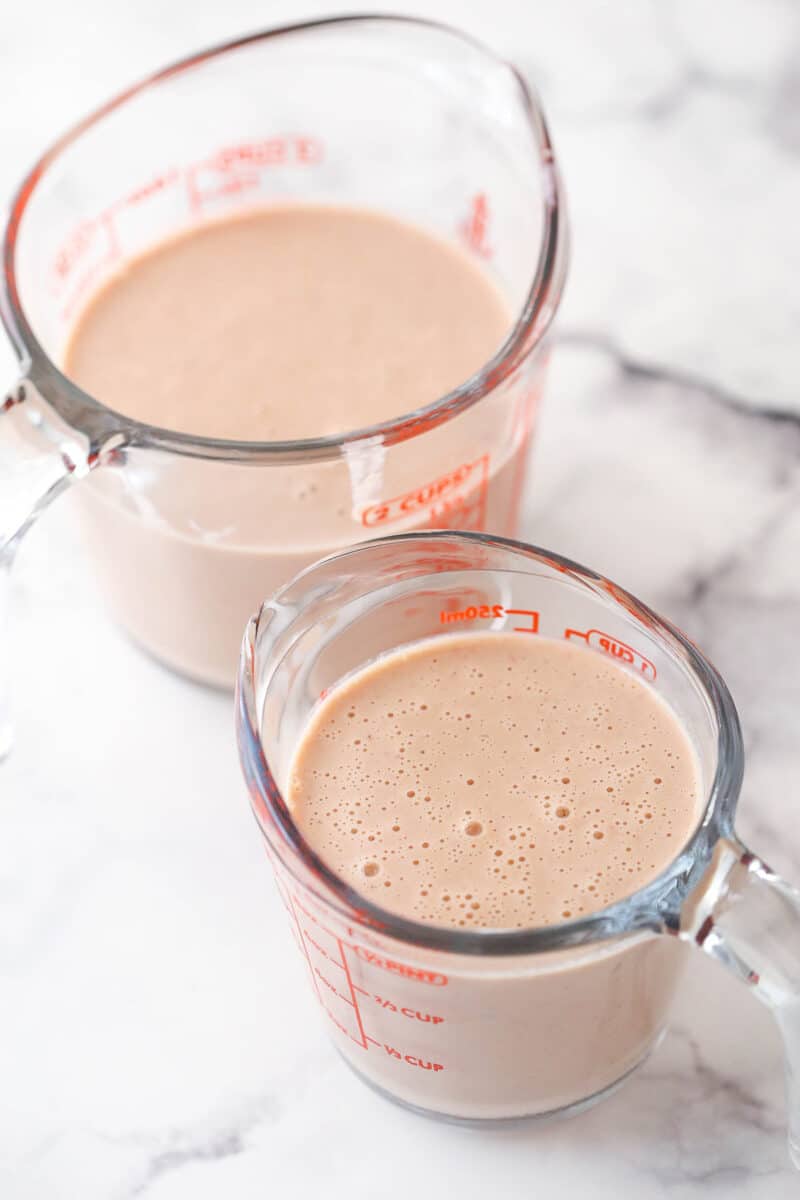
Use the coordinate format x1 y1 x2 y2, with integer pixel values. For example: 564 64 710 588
286 633 701 930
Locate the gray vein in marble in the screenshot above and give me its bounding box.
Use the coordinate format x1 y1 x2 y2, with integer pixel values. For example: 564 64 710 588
518 54 754 128
521 0 800 137
641 5 764 120
90 1095 277 1199
638 62 759 124
125 1127 248 1198
642 1033 754 1117
682 489 799 607
643 1027 786 1188
767 59 800 155
658 1162 786 1191
640 0 800 150
556 329 800 434
680 1031 780 1133
554 329 800 621
107 1051 334 1199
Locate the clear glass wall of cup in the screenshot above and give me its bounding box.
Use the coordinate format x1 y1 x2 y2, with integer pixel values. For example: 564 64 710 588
0 16 568 753
237 531 800 1168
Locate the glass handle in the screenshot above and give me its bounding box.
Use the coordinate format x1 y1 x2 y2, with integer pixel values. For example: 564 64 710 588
0 380 118 757
680 832 800 1169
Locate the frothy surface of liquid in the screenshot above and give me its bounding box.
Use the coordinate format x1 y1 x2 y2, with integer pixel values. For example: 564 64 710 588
288 634 702 929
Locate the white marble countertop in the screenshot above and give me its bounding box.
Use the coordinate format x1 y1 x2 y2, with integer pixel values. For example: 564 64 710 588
2 1 800 1196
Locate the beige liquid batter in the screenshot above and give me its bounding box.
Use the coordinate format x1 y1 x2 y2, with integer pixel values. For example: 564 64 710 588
65 206 511 441
63 206 528 685
289 634 701 927
282 634 703 1118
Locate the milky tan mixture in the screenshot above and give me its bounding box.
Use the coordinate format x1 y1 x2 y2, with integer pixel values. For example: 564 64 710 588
62 205 525 685
64 205 511 440
289 633 702 928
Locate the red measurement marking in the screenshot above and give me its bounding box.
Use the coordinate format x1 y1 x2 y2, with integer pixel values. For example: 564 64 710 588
211 135 323 169
291 890 351 947
338 938 370 1050
438 604 539 633
303 928 345 969
285 888 373 1049
565 628 657 680
422 455 490 532
275 879 451 1064
187 134 324 214
440 603 505 625
51 211 123 321
50 135 323 297
383 1045 445 1071
316 967 355 1006
352 945 447 986
186 167 256 212
113 168 181 212
323 1004 365 1047
506 608 540 634
52 219 98 284
361 456 489 530
286 891 324 1006
459 192 493 259
374 996 445 1024
51 173 181 302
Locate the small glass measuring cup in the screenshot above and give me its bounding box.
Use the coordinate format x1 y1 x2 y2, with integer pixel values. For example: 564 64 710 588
237 531 800 1166
0 15 567 750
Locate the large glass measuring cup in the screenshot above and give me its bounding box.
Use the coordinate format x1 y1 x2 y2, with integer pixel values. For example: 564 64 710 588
237 532 800 1166
0 15 567 744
